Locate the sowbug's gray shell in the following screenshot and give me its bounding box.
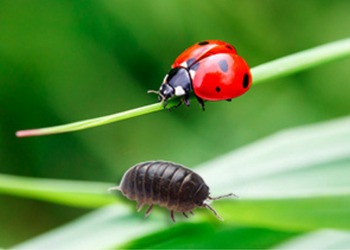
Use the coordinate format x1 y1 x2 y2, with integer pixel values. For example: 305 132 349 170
111 161 233 222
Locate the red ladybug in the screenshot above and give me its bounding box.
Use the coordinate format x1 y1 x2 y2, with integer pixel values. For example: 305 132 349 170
148 40 252 110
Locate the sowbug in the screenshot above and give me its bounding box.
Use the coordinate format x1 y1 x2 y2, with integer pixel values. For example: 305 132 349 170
109 161 235 222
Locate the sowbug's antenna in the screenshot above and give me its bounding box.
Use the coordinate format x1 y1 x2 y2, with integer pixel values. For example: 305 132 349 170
108 186 121 192
204 192 237 221
208 193 238 200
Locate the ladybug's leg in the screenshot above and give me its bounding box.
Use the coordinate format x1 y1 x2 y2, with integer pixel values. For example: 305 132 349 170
196 96 205 111
164 99 182 111
163 96 184 110
183 94 191 107
174 99 183 108
162 99 169 109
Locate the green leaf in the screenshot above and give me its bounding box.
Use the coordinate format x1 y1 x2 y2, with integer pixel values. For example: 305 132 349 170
274 229 350 249
12 206 296 250
0 174 115 208
198 116 350 231
13 206 167 250
219 195 350 231
12 115 350 249
121 224 297 249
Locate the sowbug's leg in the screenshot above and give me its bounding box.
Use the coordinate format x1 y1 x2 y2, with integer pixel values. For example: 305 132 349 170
136 202 145 212
144 204 154 218
170 210 176 223
182 212 188 218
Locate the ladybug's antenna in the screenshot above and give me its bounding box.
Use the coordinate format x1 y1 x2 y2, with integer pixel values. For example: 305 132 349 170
147 90 165 101
147 90 159 95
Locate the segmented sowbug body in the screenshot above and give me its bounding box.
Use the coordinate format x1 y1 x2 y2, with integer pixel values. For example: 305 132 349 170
109 161 234 222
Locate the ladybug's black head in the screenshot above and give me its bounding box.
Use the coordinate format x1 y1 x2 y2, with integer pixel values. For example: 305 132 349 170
148 67 192 106
159 67 192 102
158 82 175 101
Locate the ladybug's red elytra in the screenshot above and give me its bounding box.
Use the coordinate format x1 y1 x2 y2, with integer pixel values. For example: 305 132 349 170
148 40 252 110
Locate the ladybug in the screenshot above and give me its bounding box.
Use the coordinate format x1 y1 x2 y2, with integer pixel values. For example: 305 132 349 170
148 40 252 110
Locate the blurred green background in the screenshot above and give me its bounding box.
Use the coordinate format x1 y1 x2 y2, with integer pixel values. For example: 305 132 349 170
0 0 350 248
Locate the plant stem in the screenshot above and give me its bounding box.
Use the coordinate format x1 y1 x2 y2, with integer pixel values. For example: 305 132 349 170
16 38 350 137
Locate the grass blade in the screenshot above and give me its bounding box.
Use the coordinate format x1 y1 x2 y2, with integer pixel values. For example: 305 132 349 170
15 103 164 137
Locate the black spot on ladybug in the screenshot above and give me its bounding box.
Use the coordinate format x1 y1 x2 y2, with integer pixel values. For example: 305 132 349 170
186 58 196 67
215 86 221 92
225 45 235 51
198 41 209 46
243 73 249 88
218 59 228 72
190 62 200 71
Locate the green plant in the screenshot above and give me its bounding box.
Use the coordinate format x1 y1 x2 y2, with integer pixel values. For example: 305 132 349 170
2 39 350 249
5 113 350 249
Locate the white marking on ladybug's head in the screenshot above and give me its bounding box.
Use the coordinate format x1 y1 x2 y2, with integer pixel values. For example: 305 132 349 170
189 69 196 80
174 86 186 96
180 61 188 68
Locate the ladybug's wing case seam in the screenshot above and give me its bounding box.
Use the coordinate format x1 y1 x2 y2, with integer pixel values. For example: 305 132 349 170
172 40 237 69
